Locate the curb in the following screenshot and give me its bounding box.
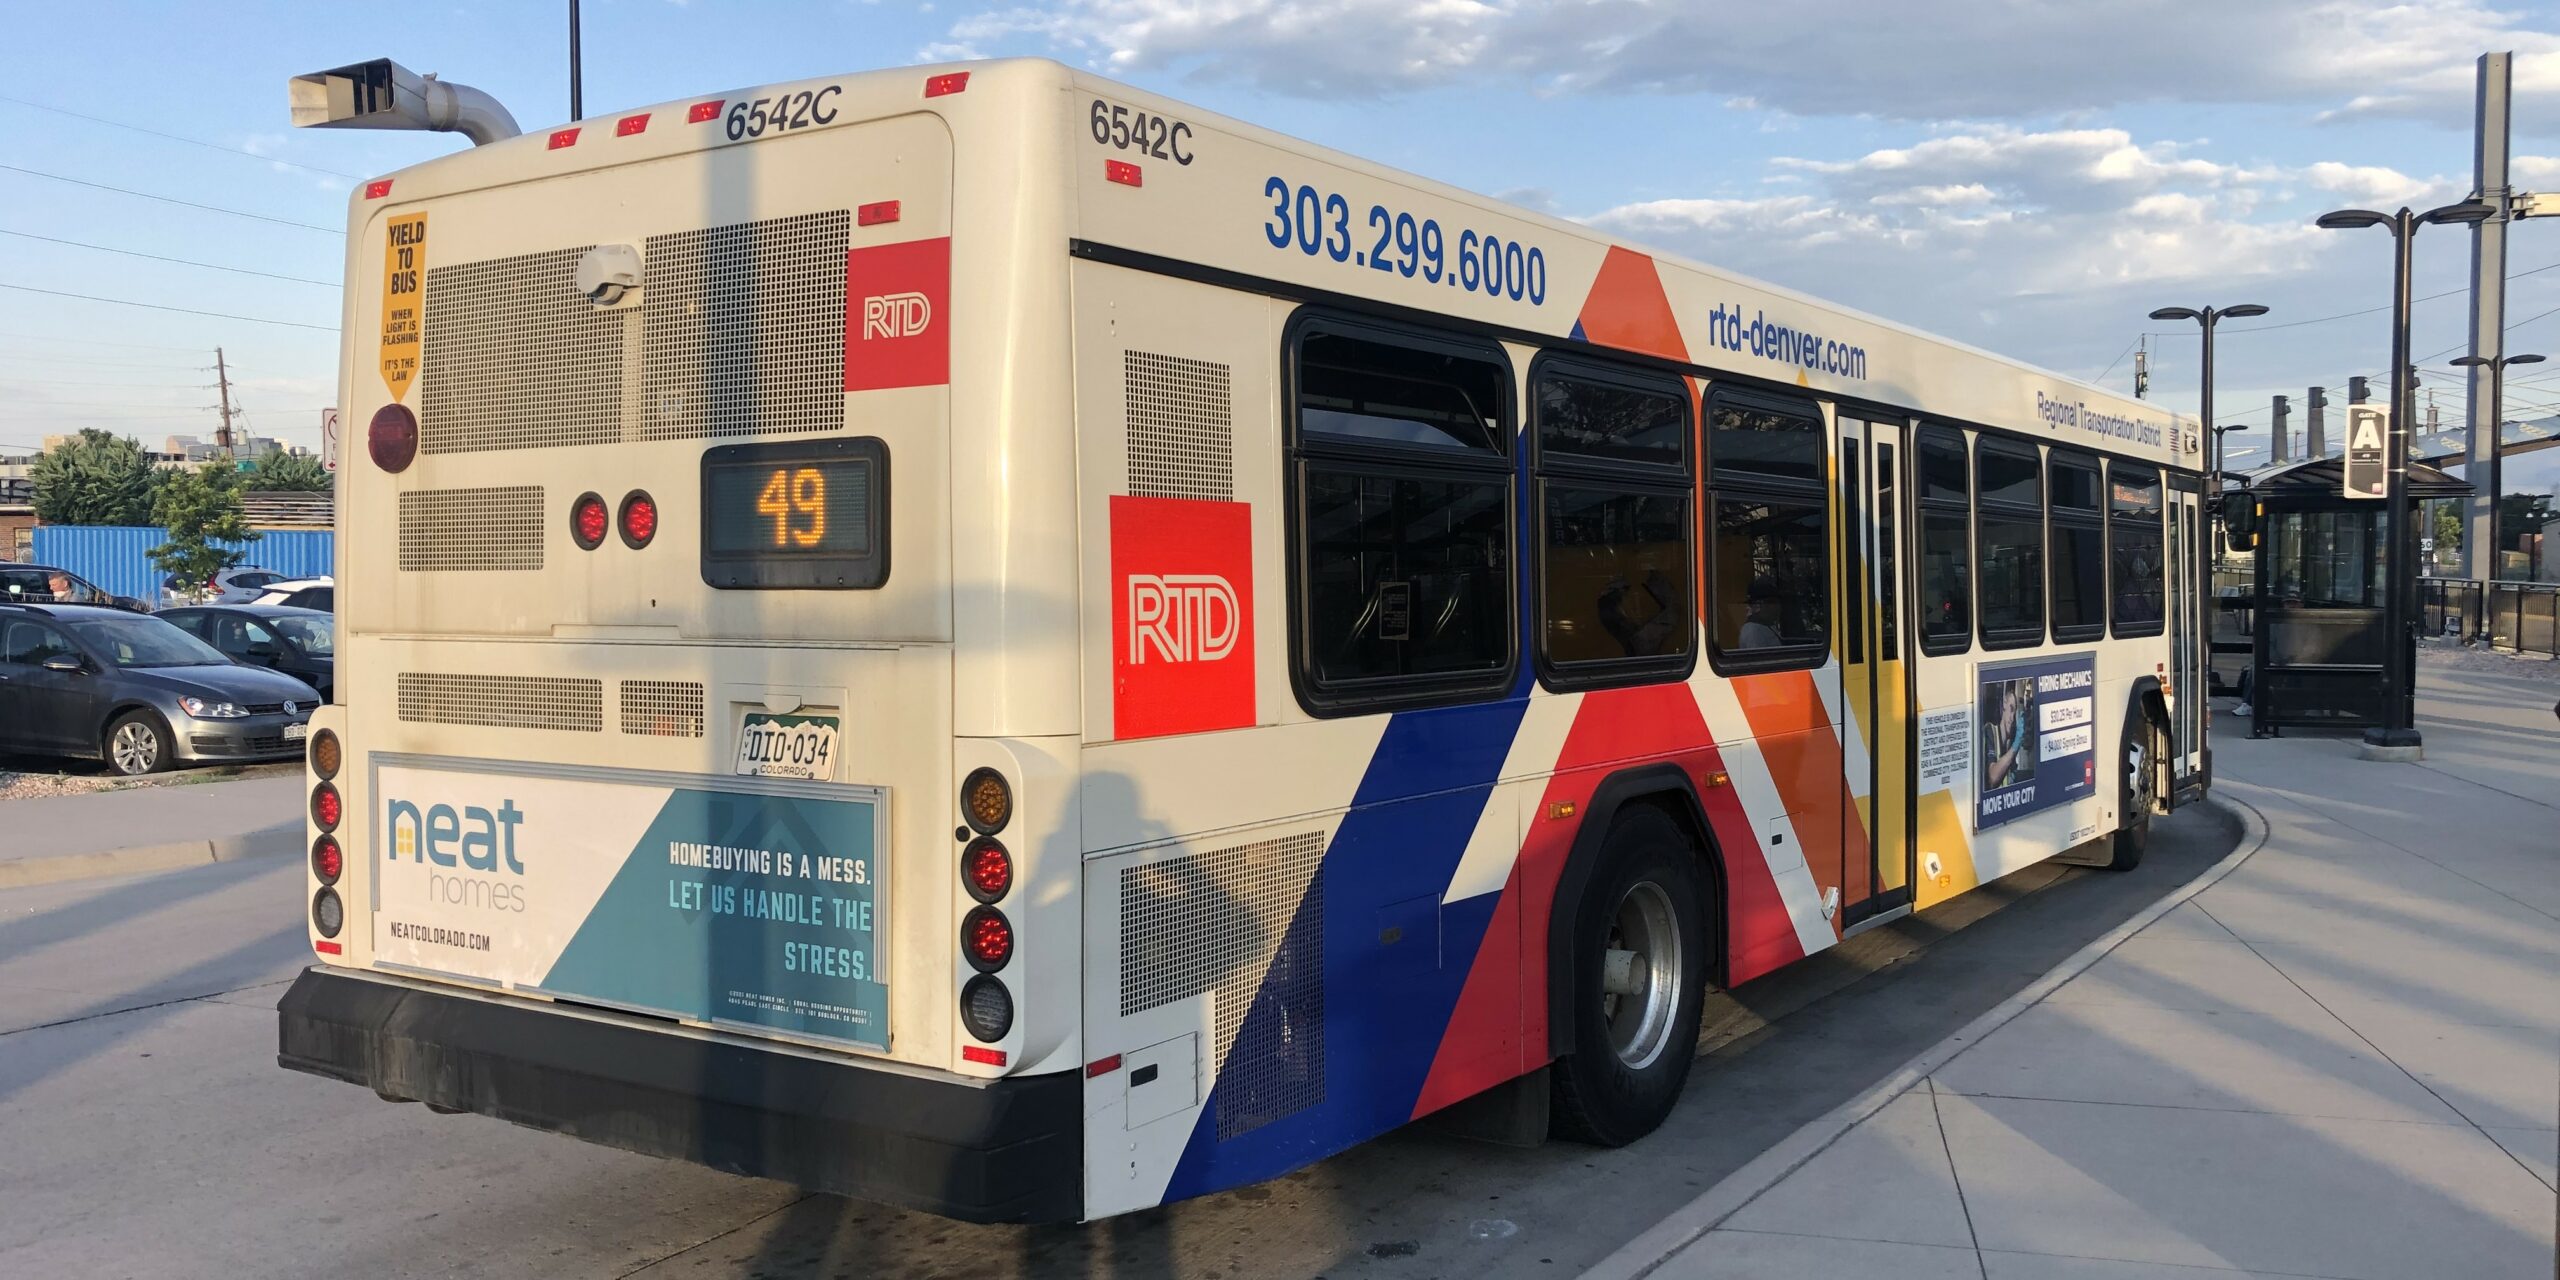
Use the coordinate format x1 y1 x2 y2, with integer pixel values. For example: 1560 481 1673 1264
1580 793 2273 1280
0 822 301 890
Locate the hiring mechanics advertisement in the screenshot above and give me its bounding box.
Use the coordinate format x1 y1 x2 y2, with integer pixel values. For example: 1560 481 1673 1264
370 762 889 1050
1975 654 2099 831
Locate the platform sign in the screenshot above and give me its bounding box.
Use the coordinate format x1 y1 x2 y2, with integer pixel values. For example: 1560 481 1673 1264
2343 404 2388 499
1974 653 2099 832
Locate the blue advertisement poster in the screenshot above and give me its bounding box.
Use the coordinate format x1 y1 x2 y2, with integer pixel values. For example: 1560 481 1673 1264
1975 653 2099 831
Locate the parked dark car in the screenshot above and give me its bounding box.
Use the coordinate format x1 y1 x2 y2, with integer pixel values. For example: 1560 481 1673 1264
157 604 334 702
0 602 319 775
0 562 150 613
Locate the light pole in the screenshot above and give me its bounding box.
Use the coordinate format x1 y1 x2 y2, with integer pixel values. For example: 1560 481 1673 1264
2450 351 2546 576
2315 201 2496 753
2147 303 2270 497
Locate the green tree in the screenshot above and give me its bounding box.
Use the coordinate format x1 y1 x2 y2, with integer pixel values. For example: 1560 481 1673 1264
29 429 155 525
148 461 261 591
248 448 331 492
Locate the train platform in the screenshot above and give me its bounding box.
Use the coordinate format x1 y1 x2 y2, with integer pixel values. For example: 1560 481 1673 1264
1589 657 2559 1280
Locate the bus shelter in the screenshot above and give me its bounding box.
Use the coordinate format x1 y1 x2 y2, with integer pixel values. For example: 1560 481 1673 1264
2236 456 2471 736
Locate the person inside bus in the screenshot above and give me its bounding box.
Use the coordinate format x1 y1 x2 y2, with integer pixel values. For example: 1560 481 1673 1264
1735 576 1787 648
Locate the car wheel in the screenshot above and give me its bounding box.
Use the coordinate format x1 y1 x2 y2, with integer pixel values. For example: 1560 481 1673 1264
105 711 172 776
1550 804 1711 1147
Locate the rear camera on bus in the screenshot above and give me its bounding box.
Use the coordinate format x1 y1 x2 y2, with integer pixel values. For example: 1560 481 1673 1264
960 974 1014 1042
368 403 419 473
311 834 343 886
312 887 345 939
961 767 1011 835
962 837 1012 904
962 906 1013 972
618 491 658 548
571 493 609 550
310 782 342 833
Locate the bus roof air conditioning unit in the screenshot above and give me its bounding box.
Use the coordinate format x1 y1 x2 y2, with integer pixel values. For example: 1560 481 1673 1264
289 58 521 147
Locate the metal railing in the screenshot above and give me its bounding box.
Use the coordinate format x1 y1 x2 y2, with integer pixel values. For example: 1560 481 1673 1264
2419 577 2560 657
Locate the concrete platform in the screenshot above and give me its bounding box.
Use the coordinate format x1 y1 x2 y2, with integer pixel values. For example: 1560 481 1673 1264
1593 661 2560 1280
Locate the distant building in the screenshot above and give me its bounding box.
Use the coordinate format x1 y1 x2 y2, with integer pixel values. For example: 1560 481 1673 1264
0 476 33 560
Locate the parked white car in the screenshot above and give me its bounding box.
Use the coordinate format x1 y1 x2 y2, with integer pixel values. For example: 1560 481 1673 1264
165 566 289 608
250 576 334 611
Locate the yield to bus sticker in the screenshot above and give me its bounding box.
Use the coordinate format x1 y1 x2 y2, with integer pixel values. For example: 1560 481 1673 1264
378 212 427 401
1111 495 1254 740
844 236 949 391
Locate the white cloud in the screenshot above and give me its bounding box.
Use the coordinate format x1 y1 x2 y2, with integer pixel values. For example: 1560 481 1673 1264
2300 161 2439 206
956 0 2558 123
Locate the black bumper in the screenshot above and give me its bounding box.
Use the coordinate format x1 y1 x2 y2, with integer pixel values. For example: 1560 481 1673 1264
276 967 1082 1223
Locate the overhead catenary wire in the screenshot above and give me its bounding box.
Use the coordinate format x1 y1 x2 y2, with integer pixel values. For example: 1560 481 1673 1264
0 282 334 331
0 330 210 352
0 164 341 234
0 230 337 287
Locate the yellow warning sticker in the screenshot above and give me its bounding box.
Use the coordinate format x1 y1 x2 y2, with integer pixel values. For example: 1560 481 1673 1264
379 213 428 401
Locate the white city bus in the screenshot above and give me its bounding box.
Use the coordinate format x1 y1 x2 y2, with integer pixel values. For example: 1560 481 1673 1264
279 58 2210 1223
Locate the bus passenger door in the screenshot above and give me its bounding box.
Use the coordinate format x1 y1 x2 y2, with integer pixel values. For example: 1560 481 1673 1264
2167 475 2207 797
1836 416 1912 927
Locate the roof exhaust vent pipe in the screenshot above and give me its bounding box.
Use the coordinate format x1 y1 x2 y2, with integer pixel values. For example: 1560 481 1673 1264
289 59 520 147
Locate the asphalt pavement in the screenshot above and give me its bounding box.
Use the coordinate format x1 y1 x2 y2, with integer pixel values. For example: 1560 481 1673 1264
0 783 2237 1278
0 773 301 888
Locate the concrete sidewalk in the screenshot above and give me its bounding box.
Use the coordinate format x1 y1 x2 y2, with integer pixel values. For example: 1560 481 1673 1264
1592 660 2559 1280
0 775 302 889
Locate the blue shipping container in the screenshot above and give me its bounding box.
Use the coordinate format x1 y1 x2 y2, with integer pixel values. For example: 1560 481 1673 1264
30 525 334 605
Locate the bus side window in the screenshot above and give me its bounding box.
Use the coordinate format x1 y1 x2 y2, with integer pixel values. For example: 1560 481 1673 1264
2049 450 2106 643
1287 314 1516 714
1529 356 1694 688
1705 390 1830 671
1915 425 1972 654
2109 462 2166 637
1976 438 2046 648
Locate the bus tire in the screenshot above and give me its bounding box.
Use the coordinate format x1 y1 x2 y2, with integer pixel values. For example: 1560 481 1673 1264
2107 721 2156 872
1549 804 1710 1147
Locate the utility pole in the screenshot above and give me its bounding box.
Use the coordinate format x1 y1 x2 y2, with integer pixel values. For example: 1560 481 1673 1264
213 346 238 458
2462 52 2512 581
2134 336 2149 399
570 0 584 121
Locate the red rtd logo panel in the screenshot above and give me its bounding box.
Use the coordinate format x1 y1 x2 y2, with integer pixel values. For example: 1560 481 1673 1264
843 237 950 392
1111 496 1255 741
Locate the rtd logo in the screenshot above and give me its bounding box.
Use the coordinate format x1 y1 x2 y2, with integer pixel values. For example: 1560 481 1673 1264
1127 574 1240 664
862 291 932 341
1110 496 1254 741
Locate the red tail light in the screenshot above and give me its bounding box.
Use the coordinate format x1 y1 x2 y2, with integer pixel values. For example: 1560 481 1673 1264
963 837 1012 903
962 906 1013 972
571 493 609 550
618 492 658 547
311 834 343 885
368 404 418 473
310 783 342 833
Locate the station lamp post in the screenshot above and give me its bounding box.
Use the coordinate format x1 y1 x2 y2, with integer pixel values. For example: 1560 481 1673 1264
2450 351 2546 573
2314 201 2496 754
2147 303 2270 497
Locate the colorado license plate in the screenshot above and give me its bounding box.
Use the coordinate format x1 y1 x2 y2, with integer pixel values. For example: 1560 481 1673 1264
735 713 838 780
284 723 309 741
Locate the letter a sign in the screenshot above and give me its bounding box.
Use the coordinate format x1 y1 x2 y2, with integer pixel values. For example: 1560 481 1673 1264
2342 404 2387 499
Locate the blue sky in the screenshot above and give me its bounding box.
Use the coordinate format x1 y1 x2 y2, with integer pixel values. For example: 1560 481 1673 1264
3 0 2556 466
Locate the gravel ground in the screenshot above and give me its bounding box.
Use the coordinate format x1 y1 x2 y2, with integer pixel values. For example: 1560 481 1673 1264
0 758 300 803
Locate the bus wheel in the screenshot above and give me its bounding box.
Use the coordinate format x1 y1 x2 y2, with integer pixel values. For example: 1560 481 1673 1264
1551 805 1709 1147
2106 722 2156 872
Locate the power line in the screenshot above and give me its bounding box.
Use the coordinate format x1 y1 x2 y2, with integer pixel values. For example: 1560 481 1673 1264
0 282 334 331
2091 333 2142 385
2416 302 2560 365
0 377 208 388
0 330 208 352
0 91 364 180
0 352 214 369
0 164 341 234
0 229 337 287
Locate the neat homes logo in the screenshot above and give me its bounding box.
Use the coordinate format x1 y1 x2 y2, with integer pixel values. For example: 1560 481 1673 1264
386 794 530 912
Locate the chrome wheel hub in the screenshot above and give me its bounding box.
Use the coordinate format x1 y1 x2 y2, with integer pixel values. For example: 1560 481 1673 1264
1601 880 1682 1071
112 723 159 774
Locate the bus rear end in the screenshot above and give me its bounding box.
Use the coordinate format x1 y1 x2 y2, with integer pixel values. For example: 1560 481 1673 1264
277 62 1085 1223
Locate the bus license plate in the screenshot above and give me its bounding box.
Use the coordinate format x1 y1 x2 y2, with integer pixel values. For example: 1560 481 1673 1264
735 713 838 780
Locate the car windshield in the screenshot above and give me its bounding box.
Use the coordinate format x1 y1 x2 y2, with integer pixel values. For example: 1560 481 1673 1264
65 616 230 668
271 615 333 654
